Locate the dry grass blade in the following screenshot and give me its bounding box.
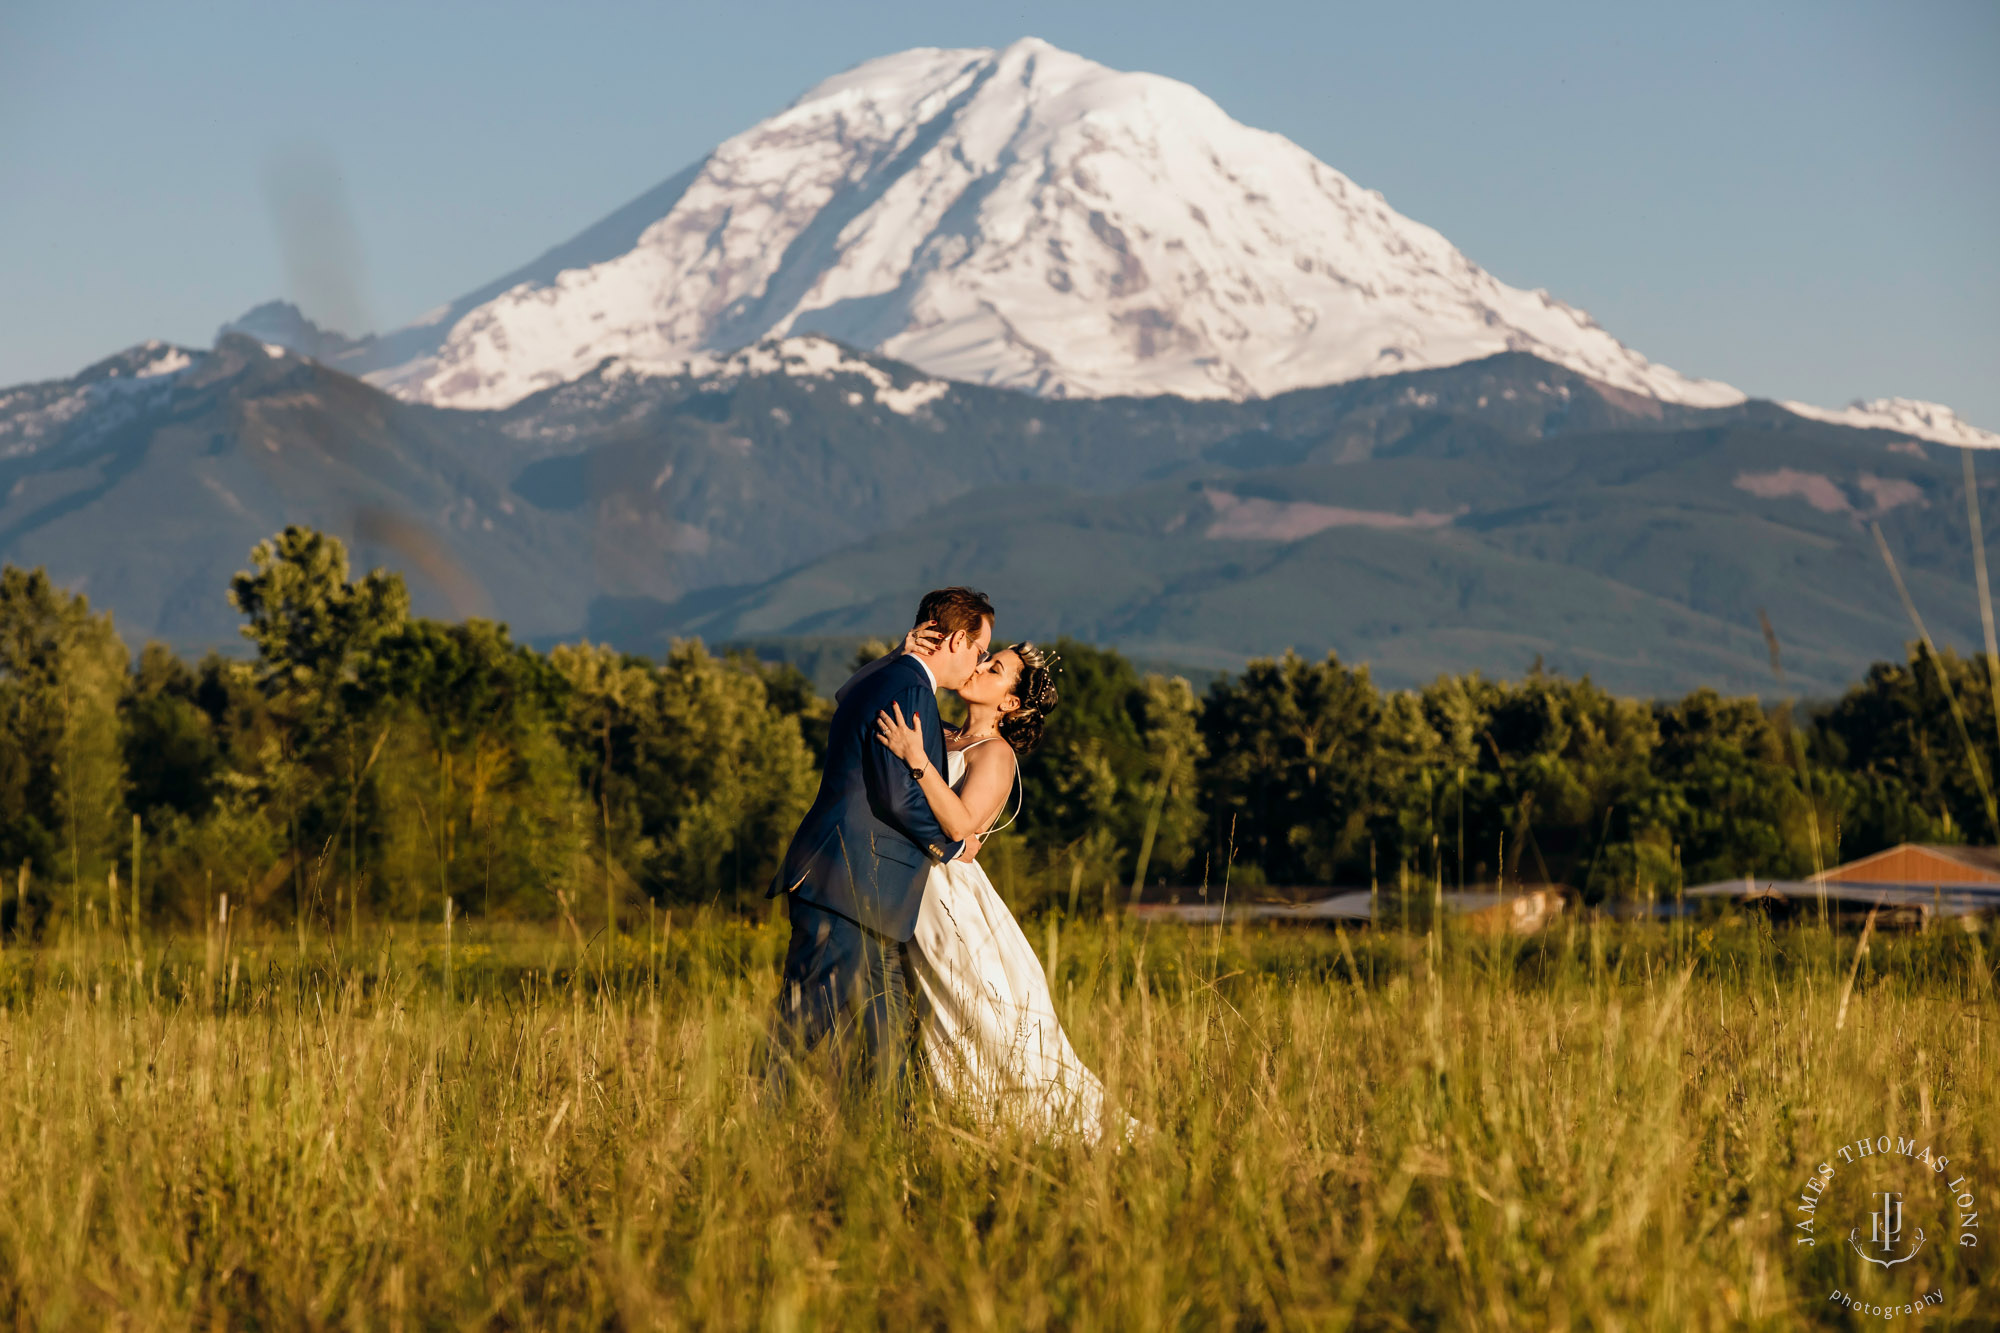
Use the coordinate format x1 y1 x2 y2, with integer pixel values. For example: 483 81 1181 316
0 911 1992 1327
1834 907 1878 1032
1871 520 2000 838
1964 449 2000 773
1757 608 1826 884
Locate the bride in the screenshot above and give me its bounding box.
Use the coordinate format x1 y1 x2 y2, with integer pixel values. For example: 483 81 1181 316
873 641 1126 1143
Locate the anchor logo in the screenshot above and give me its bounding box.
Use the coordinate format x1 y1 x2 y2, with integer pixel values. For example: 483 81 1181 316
1850 1191 1926 1269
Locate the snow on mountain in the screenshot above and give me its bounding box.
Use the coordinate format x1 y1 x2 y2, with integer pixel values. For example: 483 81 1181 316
1779 397 2000 450
0 340 204 460
600 335 954 415
372 38 1746 414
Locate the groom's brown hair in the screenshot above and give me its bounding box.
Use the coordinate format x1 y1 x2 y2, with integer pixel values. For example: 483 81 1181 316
916 586 994 640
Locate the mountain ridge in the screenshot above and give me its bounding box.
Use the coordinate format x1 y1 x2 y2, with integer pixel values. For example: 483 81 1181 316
4 331 1985 699
628 405 1981 698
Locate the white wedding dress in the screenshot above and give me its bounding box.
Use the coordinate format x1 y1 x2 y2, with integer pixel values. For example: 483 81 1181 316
907 742 1124 1144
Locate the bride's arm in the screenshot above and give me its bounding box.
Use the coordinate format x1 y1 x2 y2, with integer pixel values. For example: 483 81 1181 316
874 704 1016 840
951 743 1017 836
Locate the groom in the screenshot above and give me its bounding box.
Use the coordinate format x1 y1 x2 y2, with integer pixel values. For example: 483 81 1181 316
764 587 995 1096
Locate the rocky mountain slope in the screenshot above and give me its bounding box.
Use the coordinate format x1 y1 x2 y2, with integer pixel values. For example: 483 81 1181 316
2 334 1986 697
655 403 1969 698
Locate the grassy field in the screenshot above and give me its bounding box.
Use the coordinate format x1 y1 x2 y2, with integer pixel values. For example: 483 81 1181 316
0 904 1993 1329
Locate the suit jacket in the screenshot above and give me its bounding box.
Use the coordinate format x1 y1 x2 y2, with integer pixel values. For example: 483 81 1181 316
770 653 962 941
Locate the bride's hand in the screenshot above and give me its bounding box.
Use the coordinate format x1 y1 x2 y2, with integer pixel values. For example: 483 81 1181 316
874 701 928 769
902 620 943 657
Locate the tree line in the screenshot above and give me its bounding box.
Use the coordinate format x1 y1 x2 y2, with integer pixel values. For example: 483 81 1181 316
2 526 1994 934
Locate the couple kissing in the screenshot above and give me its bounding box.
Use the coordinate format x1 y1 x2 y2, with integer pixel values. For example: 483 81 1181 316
763 587 1121 1142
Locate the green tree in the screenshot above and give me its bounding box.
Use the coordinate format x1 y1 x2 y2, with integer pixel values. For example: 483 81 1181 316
745 655 833 763
1470 670 1657 890
1633 689 1821 886
229 527 410 720
0 567 128 922
1128 674 1206 887
1201 652 1419 885
1811 643 2000 851
551 640 815 916
1014 641 1203 896
135 652 290 926
124 642 224 822
226 528 409 917
355 618 588 921
550 641 657 929
640 641 816 905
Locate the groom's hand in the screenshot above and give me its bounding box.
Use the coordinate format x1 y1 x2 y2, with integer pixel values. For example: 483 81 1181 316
955 834 983 863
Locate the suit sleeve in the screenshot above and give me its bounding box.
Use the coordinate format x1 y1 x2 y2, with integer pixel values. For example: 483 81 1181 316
862 679 965 863
834 650 898 707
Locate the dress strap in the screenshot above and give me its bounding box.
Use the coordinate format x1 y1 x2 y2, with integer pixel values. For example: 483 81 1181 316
985 765 1025 836
950 737 1025 835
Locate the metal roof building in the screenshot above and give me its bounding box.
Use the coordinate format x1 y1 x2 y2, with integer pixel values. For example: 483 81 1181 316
1687 843 2000 927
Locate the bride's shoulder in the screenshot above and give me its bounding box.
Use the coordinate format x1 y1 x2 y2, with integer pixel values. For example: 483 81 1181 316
964 738 1017 771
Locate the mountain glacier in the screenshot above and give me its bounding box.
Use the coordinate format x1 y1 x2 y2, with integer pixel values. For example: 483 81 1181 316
1778 397 2000 450
369 39 1749 413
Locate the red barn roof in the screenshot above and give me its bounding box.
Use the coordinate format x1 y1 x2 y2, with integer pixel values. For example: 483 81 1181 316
1812 844 2000 886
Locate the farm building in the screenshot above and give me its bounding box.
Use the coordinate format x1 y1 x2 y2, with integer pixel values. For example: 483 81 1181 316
1686 843 2000 928
1130 885 1566 935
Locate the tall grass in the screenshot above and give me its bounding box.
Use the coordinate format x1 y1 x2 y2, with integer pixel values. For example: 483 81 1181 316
0 904 1992 1328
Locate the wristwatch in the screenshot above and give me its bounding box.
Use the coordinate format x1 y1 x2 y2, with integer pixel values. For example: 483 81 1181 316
909 760 927 780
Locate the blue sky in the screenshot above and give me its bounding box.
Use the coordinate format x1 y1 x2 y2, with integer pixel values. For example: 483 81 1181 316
3 0 1995 422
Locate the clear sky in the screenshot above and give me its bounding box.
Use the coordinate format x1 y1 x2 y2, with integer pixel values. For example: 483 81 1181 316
3 0 1994 422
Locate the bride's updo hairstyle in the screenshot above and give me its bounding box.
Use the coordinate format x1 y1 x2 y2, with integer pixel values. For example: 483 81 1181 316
999 643 1059 754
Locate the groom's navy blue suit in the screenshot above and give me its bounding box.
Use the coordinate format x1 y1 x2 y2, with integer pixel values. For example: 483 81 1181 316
766 652 963 1092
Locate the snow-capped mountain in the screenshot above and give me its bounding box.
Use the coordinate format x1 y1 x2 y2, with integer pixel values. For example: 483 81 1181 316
0 340 199 460
364 39 1746 413
1779 397 2000 450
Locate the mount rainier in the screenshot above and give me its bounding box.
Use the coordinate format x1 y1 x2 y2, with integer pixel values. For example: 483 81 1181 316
365 39 1743 409
231 38 1991 446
